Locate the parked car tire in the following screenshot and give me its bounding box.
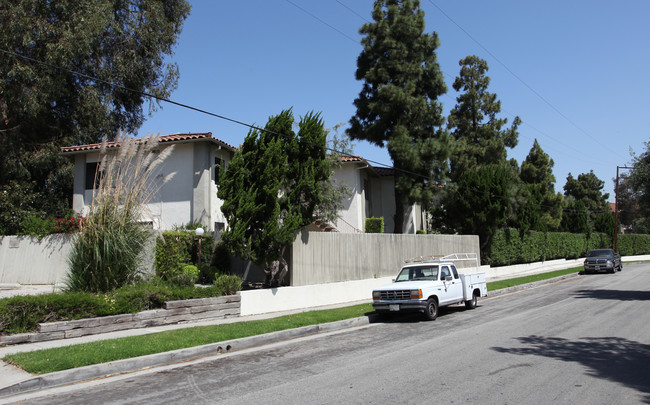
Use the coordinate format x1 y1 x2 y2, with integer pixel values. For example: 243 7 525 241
465 293 477 310
423 298 438 321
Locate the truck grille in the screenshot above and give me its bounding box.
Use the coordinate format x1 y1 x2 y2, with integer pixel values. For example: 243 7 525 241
377 290 411 300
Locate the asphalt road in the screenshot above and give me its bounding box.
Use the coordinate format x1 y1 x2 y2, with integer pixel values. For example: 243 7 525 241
9 262 650 405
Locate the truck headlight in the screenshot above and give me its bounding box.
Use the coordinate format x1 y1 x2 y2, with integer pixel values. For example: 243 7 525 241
410 289 422 299
372 291 381 300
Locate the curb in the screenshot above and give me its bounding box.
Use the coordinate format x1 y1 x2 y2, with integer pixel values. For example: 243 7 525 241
0 316 373 399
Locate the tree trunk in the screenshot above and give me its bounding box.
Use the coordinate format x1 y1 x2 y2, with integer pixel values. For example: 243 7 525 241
263 247 289 287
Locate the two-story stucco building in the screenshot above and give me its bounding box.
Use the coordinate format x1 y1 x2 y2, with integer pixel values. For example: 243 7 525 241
61 133 428 235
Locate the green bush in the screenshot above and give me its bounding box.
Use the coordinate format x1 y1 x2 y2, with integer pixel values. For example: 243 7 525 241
155 231 215 286
214 274 242 296
0 293 109 334
18 215 57 238
618 234 650 256
486 229 611 266
210 242 232 275
0 280 228 335
365 217 384 233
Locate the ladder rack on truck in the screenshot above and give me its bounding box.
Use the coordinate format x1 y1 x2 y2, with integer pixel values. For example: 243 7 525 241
404 253 479 269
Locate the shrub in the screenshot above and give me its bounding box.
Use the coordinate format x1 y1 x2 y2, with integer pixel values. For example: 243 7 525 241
155 231 215 286
198 265 219 284
365 217 384 233
18 215 57 238
210 242 231 275
0 281 228 334
53 214 86 233
486 229 611 266
214 274 242 295
618 234 650 256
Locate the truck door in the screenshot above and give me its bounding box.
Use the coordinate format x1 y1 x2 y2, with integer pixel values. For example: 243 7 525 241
439 265 463 305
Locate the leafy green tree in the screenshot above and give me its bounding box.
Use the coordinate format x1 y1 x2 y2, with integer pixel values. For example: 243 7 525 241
563 171 609 227
628 141 650 228
347 0 451 233
561 198 590 234
444 164 514 250
0 0 191 233
218 110 331 287
616 173 648 233
447 55 521 179
437 55 521 240
594 212 615 237
518 139 563 231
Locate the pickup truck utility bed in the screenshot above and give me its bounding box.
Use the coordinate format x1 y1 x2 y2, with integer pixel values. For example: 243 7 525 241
372 253 487 321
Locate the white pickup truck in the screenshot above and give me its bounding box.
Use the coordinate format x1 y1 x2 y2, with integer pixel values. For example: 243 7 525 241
372 253 487 321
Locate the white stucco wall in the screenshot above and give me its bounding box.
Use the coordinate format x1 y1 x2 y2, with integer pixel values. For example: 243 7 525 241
331 164 364 233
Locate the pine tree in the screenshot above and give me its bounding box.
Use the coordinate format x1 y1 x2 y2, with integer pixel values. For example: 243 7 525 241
563 171 609 228
447 55 521 178
439 55 521 244
348 0 450 233
519 139 563 231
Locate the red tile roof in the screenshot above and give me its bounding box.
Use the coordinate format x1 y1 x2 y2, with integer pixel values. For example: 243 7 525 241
60 133 236 154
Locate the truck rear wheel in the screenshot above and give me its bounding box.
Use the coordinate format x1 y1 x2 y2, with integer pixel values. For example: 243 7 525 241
465 293 477 309
423 298 438 321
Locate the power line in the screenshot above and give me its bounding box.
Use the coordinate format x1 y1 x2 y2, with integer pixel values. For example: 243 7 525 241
1 43 612 221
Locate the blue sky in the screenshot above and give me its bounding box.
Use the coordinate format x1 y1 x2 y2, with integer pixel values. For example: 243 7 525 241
137 0 650 202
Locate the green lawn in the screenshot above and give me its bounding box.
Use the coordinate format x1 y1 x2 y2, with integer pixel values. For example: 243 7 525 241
4 266 584 375
487 266 582 290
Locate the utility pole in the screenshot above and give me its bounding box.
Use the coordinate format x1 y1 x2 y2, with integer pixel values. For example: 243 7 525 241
614 166 633 252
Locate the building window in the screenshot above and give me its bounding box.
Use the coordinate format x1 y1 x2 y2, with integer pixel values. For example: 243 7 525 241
364 179 370 201
85 162 102 190
214 157 224 185
214 222 225 240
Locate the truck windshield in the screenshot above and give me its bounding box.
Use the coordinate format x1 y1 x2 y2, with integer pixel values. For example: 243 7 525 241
395 266 439 281
587 250 613 259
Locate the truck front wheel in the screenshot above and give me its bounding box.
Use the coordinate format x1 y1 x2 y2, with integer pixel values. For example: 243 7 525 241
423 298 438 321
465 292 477 309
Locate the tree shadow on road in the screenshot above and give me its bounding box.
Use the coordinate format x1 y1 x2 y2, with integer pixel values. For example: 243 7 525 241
492 335 650 403
574 289 650 301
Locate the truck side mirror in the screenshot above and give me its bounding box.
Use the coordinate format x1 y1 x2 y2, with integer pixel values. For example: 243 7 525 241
445 276 453 282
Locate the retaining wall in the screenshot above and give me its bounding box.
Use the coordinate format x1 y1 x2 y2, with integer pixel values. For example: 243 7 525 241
0 295 240 346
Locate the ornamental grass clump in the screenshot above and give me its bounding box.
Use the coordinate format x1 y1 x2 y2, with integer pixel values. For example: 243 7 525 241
66 134 175 293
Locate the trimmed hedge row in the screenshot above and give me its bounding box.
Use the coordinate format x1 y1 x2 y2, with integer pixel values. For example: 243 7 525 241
618 234 650 256
486 229 611 266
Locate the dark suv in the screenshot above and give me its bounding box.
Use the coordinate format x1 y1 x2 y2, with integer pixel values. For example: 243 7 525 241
584 249 622 274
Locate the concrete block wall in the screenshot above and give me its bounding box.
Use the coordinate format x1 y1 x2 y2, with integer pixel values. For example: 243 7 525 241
291 232 480 286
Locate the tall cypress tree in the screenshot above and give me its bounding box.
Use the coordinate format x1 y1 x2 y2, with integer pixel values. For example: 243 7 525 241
218 109 331 286
440 55 521 244
447 55 521 178
519 139 563 231
348 0 450 233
